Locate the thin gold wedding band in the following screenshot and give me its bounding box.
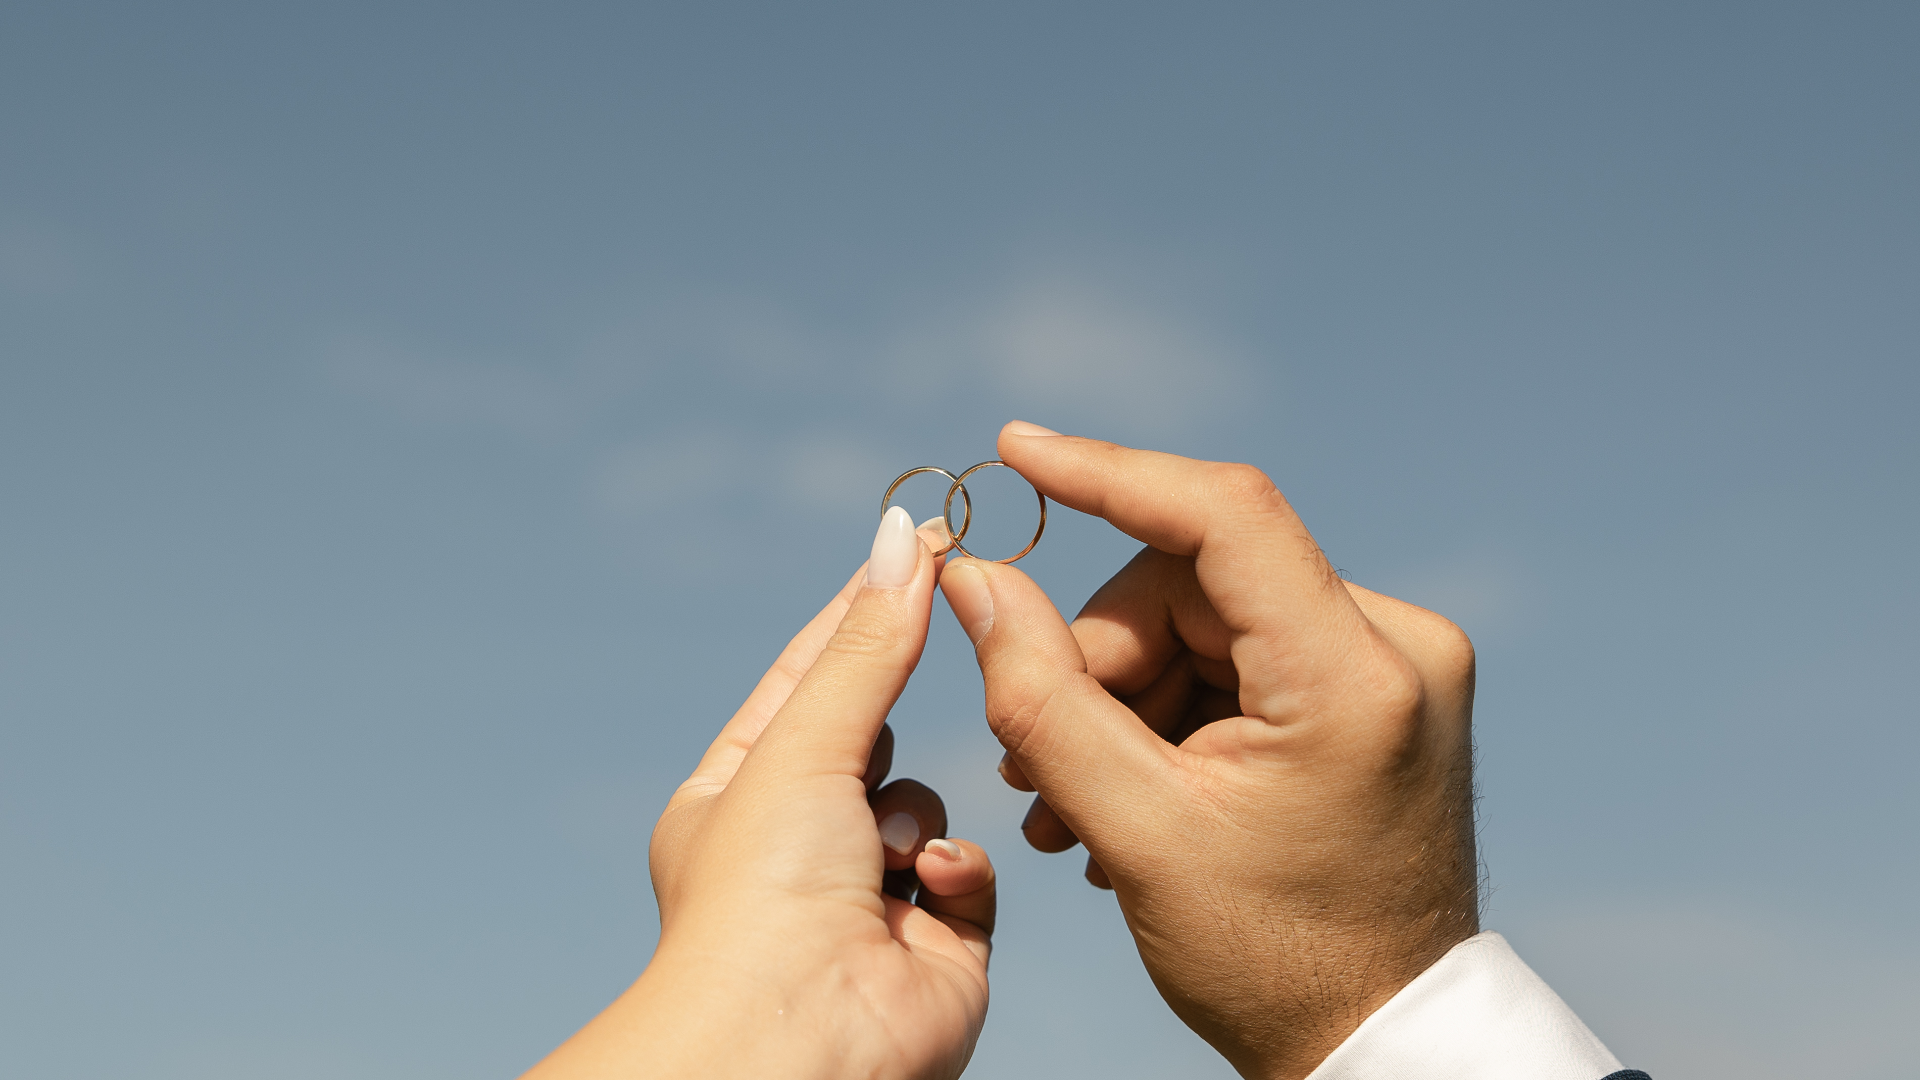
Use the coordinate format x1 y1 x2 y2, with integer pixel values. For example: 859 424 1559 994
944 460 1047 565
882 466 971 557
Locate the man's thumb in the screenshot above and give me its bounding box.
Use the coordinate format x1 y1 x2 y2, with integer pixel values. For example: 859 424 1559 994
941 559 1172 844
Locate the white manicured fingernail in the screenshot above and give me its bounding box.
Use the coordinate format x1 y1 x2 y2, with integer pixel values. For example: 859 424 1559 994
879 812 919 854
924 838 962 861
866 506 917 589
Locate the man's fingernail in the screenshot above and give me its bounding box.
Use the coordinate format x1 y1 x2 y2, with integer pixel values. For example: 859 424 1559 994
866 506 918 589
1004 420 1063 437
923 838 962 861
879 812 920 854
941 560 995 642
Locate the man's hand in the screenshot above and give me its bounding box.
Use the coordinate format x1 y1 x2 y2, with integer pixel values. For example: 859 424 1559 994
940 423 1479 1080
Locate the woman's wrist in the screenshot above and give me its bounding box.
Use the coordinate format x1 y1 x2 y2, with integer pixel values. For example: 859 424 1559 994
620 940 853 1080
525 938 854 1080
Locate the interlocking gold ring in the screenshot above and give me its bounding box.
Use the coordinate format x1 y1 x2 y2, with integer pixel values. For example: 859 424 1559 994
880 461 1048 564
944 461 1047 564
882 466 971 557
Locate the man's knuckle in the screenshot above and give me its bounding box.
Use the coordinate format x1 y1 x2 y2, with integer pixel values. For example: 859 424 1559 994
1396 607 1477 691
1366 650 1427 719
987 691 1046 751
1211 461 1281 507
987 678 1077 756
1428 619 1477 687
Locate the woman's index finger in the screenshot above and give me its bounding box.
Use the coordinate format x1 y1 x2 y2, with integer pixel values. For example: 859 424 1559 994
677 521 953 801
674 565 866 801
739 510 942 784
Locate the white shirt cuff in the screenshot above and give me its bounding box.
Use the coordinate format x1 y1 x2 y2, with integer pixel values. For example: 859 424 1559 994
1303 931 1624 1080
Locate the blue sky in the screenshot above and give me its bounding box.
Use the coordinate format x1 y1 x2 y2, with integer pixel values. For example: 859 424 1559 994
2 3 1915 1078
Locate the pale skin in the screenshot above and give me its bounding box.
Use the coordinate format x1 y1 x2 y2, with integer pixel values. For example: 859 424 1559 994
525 424 1480 1080
522 513 996 1080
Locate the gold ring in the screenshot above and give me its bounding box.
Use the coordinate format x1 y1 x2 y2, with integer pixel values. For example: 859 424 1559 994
944 460 1047 564
882 466 971 557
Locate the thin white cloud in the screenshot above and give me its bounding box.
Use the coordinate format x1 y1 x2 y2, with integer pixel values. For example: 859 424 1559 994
325 294 836 446
593 427 892 526
883 270 1252 436
579 293 831 386
592 427 751 519
779 433 894 517
324 263 1255 577
1383 550 1534 636
587 426 894 584
984 275 1246 430
325 335 582 441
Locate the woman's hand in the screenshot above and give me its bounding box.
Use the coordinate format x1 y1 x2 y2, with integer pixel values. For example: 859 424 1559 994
524 509 995 1080
941 424 1478 1080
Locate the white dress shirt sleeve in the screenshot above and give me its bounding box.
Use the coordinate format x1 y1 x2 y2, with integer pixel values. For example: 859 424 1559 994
1303 931 1625 1080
